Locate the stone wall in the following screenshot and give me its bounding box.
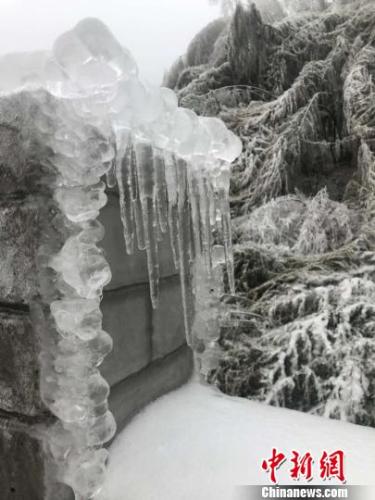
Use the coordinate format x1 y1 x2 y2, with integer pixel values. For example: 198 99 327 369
0 195 70 498
0 92 193 499
0 91 62 499
99 191 194 433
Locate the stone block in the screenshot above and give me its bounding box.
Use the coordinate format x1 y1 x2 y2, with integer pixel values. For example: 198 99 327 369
0 419 45 500
100 284 152 387
152 275 186 360
0 309 43 417
99 193 178 291
0 90 57 196
109 344 193 432
0 417 73 500
0 196 66 305
0 199 40 304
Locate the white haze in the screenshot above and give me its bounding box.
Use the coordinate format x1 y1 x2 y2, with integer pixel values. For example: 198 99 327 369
0 0 221 84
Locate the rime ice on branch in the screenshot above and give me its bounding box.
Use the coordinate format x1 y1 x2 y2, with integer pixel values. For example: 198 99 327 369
0 18 241 500
178 1 375 427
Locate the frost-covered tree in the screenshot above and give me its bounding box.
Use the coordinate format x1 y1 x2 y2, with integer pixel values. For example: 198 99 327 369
175 0 375 427
209 0 360 17
210 0 286 19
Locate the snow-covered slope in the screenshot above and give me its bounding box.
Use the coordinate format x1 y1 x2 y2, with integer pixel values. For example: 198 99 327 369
100 381 375 500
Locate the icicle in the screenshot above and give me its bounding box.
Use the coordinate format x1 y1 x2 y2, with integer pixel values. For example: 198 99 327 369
198 175 213 272
129 142 139 203
125 139 147 251
151 155 164 245
154 152 169 235
220 189 235 294
105 160 117 188
153 197 164 243
135 141 160 308
187 166 203 258
115 134 135 255
188 197 197 261
168 203 180 271
175 158 194 344
208 180 218 229
143 195 160 308
165 153 180 270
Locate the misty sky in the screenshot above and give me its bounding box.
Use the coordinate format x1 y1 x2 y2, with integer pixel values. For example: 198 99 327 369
0 0 221 84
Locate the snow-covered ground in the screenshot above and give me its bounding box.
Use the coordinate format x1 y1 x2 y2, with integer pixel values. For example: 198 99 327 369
100 380 375 500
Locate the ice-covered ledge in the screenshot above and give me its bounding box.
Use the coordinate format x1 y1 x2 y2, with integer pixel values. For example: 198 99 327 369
0 87 193 500
0 17 242 500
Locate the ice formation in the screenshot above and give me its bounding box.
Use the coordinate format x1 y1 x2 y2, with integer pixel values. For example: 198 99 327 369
0 18 241 500
44 18 241 311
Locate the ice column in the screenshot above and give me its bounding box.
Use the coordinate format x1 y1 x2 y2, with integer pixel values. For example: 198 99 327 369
33 98 117 499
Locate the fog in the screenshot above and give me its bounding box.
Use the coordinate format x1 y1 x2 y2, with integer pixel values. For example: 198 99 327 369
0 0 221 84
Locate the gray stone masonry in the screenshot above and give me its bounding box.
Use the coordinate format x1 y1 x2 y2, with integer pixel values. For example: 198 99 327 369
0 90 193 499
